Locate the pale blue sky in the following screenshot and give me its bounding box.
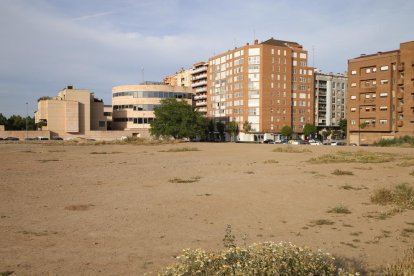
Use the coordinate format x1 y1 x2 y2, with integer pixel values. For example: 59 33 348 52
0 0 413 116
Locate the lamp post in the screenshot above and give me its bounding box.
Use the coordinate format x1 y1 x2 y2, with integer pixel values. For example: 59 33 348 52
26 102 28 140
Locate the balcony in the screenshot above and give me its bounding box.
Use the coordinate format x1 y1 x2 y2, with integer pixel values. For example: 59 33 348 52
195 87 207 93
194 95 207 100
192 81 208 88
196 108 207 113
196 102 207 107
397 106 404 113
398 120 404 127
192 66 208 75
192 74 207 81
398 63 405 71
398 78 404 85
397 92 404 99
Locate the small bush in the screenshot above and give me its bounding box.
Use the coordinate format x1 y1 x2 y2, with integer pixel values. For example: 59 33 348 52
332 169 354 176
371 183 414 209
263 159 279 164
159 242 352 275
327 205 352 214
273 146 311 153
309 150 394 164
309 219 335 226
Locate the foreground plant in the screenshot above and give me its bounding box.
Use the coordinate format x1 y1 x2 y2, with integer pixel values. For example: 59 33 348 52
159 242 355 275
371 183 414 209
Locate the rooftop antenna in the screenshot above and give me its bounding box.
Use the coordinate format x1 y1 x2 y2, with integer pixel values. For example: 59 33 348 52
253 28 256 42
141 67 145 84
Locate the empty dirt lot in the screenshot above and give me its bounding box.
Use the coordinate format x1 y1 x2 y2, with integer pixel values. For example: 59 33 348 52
0 142 413 275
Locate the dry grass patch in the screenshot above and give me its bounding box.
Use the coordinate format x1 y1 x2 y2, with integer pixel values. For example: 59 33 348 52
327 205 352 214
159 147 200 152
308 219 335 227
37 159 60 163
263 159 279 164
64 204 94 211
169 176 201 183
309 150 395 164
332 169 354 176
371 183 414 209
383 247 414 275
90 151 122 154
340 184 367 191
273 146 311 153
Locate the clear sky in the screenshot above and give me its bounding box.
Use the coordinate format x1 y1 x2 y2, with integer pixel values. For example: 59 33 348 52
0 0 413 117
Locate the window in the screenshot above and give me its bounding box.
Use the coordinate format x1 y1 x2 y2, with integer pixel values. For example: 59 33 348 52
379 106 388 110
351 108 356 112
380 79 389 85
380 92 388 97
351 70 357 75
351 83 357 87
379 119 387 125
351 95 357 99
351 120 356 125
380 66 389 71
99 121 106 127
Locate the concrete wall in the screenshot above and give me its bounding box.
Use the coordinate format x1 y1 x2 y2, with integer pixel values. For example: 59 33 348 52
0 130 51 139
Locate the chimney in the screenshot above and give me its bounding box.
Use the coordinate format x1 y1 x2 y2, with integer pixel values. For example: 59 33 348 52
67 85 73 90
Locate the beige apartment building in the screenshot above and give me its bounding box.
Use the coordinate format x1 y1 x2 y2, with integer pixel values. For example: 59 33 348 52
206 38 314 140
192 62 208 114
347 41 414 144
35 86 106 136
112 83 193 130
164 68 192 87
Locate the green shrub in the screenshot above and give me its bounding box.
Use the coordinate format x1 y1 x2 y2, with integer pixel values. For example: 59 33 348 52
159 242 352 275
374 135 414 147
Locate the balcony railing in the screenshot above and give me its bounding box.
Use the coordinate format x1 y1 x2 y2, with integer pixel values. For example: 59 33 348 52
397 92 404 99
397 106 403 113
195 87 207 93
192 74 207 81
360 86 376 93
192 81 208 88
398 120 404 127
192 66 208 75
194 95 208 100
398 63 405 71
195 102 207 107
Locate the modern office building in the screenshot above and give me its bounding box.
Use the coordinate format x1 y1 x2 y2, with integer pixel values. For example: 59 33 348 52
314 71 347 128
111 84 193 130
35 86 107 136
192 62 208 114
206 38 314 140
347 41 414 144
164 68 192 87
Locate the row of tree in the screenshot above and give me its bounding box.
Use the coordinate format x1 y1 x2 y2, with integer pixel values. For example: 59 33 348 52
0 113 36 130
149 99 347 141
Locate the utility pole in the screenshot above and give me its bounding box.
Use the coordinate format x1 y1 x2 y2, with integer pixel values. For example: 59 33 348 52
25 102 28 140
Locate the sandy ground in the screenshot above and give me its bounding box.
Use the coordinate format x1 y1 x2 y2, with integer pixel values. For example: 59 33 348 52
0 142 413 275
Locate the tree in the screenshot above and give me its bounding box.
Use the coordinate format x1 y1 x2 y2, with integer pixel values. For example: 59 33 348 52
242 121 252 133
303 124 317 138
1 114 36 130
0 113 7 126
281 125 293 138
150 98 205 139
322 130 331 141
216 122 225 141
339 119 347 134
228 121 238 142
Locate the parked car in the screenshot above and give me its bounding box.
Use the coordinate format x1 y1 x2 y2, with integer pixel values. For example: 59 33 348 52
309 139 322 145
37 137 49 141
51 137 63 140
5 137 19 141
263 139 274 144
301 140 310 145
0 137 3 140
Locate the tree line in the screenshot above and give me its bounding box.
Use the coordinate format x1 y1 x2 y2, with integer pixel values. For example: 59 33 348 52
0 113 36 130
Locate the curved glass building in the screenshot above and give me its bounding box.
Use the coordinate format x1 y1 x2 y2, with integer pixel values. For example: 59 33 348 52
112 84 193 130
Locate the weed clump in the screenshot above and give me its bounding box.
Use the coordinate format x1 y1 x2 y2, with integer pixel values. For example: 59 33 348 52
169 176 201 183
160 242 350 275
374 135 414 147
332 169 354 176
159 147 200 152
371 183 414 209
327 205 352 214
383 247 414 275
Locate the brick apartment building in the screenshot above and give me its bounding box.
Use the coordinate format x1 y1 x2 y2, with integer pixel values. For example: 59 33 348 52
347 41 414 144
206 38 314 141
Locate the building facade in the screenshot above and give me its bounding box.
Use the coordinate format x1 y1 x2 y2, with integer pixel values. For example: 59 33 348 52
35 86 106 136
164 68 192 87
347 41 414 144
111 84 193 130
314 71 347 128
192 62 208 114
206 38 314 138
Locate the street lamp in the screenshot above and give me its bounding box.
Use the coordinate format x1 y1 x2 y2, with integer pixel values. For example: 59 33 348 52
26 102 28 140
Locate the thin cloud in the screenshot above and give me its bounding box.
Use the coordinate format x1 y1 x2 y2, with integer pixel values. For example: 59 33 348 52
71 11 113 21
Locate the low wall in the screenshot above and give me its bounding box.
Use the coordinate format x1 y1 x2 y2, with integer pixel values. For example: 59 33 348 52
0 130 51 139
0 129 150 141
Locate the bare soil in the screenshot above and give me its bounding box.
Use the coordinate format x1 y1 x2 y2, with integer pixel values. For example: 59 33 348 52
0 142 413 275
